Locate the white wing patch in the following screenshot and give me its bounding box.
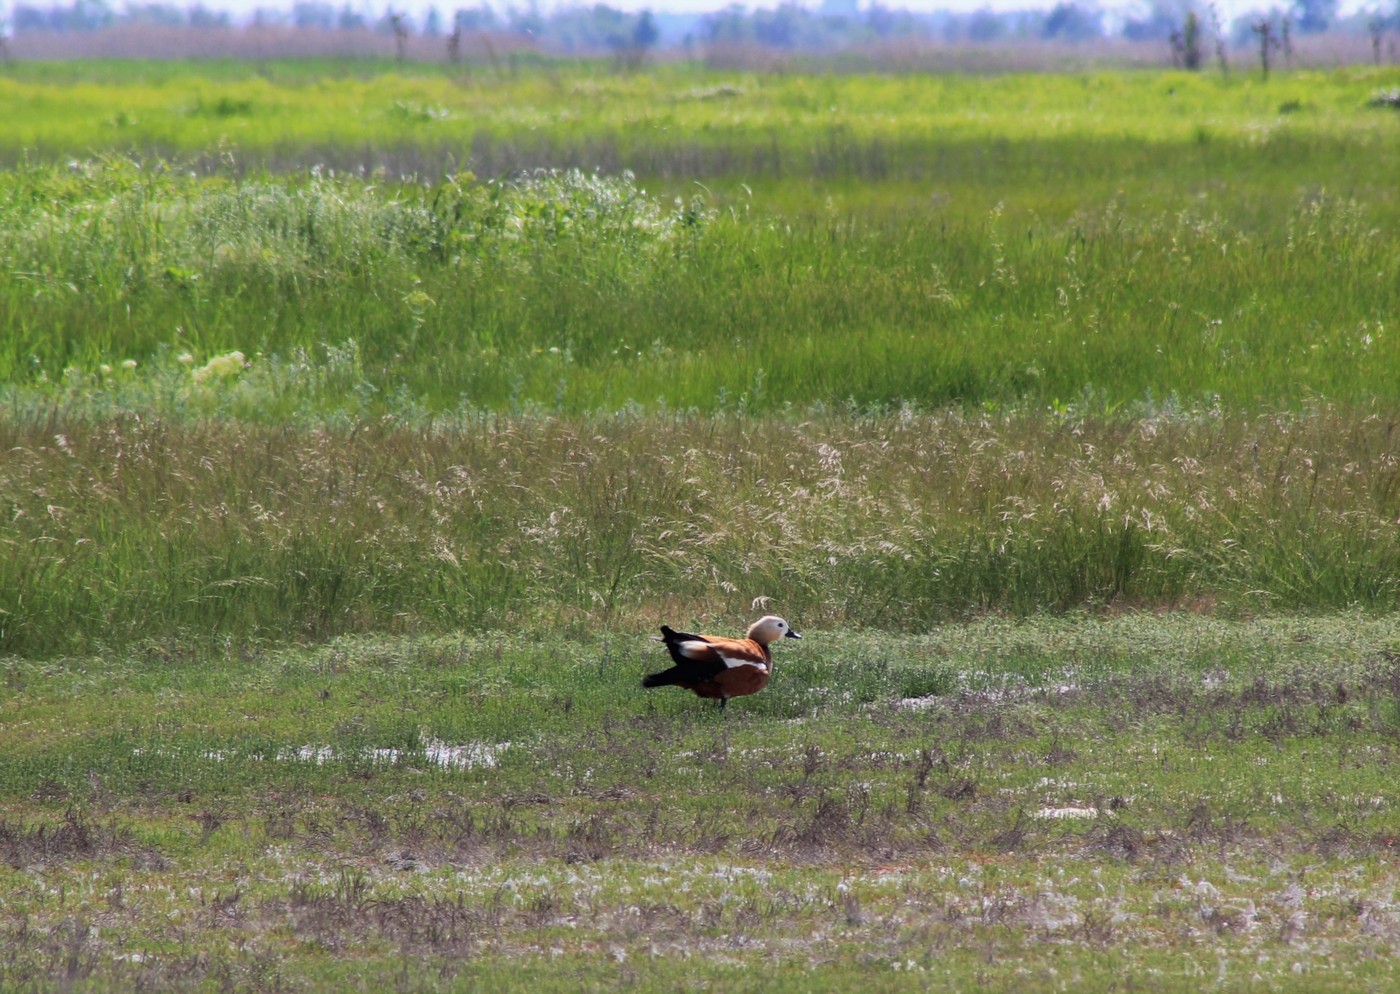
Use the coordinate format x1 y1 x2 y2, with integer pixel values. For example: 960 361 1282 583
716 649 767 671
676 640 714 660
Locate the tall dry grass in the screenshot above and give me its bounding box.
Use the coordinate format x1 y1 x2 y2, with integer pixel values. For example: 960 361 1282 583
4 406 1399 656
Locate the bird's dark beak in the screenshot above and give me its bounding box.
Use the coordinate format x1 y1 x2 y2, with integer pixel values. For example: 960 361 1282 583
785 629 802 639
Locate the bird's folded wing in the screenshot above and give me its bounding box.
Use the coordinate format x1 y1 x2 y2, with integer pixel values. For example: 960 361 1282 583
677 636 767 670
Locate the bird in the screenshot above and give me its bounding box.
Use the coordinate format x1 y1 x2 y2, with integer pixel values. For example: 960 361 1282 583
641 615 801 710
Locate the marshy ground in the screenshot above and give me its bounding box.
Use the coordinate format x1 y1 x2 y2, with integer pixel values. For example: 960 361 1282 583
4 616 1400 991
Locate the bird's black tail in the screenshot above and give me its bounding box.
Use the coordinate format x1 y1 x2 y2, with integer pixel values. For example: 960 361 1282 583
641 668 684 689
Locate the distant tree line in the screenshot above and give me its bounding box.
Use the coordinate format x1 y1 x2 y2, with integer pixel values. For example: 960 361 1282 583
10 0 230 30
4 0 1396 52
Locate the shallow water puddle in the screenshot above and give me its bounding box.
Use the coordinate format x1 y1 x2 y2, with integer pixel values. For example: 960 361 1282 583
134 738 512 769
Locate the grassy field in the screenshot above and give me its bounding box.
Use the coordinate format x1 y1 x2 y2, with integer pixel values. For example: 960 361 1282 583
4 60 1400 991
2 67 1398 415
2 61 1397 178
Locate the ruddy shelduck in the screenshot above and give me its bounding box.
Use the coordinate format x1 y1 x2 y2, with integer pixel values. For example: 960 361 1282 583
641 615 801 710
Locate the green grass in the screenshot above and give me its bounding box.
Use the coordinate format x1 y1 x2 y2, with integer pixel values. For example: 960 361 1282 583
2 66 1398 416
2 63 1397 176
4 616 1400 992
1 158 1397 417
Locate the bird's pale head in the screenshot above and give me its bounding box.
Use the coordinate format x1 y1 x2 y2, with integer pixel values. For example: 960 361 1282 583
748 615 802 644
